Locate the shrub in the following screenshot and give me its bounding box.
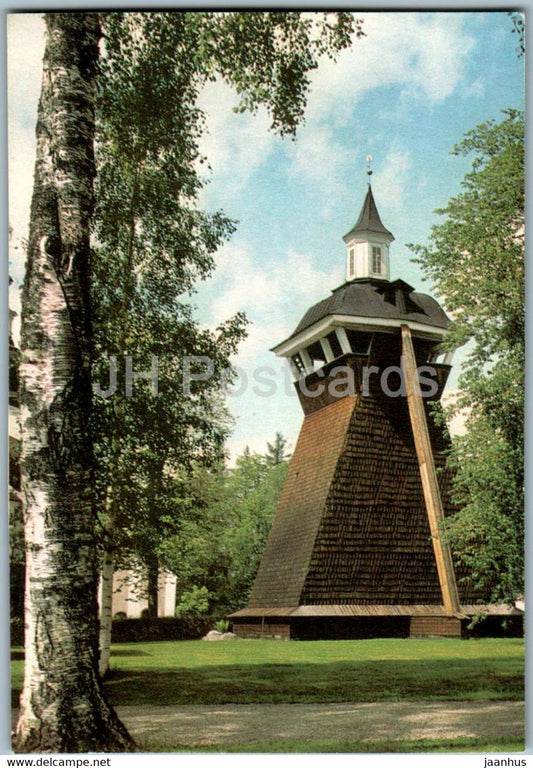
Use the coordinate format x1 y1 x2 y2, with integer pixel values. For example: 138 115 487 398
174 585 210 618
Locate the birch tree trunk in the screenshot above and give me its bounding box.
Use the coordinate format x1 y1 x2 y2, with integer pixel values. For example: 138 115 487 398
99 465 120 678
98 544 114 678
15 13 134 752
146 553 159 618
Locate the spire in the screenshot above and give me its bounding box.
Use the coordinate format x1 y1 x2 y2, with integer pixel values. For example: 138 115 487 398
343 185 394 244
343 166 394 281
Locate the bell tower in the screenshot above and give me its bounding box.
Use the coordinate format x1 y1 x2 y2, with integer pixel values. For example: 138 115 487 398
231 172 521 640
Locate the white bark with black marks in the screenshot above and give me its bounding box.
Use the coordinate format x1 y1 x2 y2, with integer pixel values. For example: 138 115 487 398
15 13 134 753
98 544 114 678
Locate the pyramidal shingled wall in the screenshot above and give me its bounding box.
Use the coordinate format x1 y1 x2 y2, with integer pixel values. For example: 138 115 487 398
248 390 486 610
248 395 357 608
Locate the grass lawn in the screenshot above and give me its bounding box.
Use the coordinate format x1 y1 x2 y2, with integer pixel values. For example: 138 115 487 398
145 737 526 754
105 637 526 707
12 637 524 707
11 638 524 753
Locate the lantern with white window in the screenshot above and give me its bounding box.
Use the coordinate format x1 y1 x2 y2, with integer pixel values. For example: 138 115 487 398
343 185 393 281
272 185 454 394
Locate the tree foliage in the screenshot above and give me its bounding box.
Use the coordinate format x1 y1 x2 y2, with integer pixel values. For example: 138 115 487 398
409 109 524 604
91 10 359 611
265 432 291 466
16 10 361 745
158 440 289 618
508 11 525 57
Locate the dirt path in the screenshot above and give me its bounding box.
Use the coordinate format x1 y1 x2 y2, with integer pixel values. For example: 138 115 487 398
114 700 524 749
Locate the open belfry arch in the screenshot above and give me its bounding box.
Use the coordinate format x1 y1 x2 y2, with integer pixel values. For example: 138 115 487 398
231 169 522 640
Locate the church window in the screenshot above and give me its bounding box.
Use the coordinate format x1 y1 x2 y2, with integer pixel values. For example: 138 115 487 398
372 246 382 274
349 247 355 276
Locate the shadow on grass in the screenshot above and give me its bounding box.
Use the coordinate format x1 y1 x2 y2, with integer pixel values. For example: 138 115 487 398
101 657 524 707
139 736 526 754
11 648 150 661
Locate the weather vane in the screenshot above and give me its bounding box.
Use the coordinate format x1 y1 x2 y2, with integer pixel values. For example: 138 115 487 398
366 154 373 183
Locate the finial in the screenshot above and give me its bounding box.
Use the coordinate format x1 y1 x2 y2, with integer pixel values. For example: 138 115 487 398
366 155 373 184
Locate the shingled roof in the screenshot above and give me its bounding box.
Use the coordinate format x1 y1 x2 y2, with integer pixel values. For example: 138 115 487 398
343 186 394 243
290 278 449 339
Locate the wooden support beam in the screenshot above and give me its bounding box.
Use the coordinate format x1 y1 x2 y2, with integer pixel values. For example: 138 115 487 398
299 347 314 375
336 327 351 355
320 336 335 363
401 325 462 617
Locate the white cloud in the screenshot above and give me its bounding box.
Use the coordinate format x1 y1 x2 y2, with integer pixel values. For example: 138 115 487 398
7 14 46 239
371 146 412 216
196 79 277 202
411 14 475 102
464 78 485 98
203 240 343 368
304 13 475 125
263 13 474 218
282 123 352 219
195 14 476 217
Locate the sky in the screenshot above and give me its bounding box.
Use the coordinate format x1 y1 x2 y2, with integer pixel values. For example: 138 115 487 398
7 11 525 460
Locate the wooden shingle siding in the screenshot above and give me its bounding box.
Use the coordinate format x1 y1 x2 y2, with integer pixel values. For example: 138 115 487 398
302 395 440 604
243 344 493 632
301 393 489 606
247 395 357 608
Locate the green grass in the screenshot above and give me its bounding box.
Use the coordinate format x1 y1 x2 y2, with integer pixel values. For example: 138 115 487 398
104 637 525 707
11 639 524 753
12 637 524 708
140 737 526 754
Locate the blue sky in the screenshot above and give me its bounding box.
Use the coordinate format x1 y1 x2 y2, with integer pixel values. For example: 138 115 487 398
7 11 525 460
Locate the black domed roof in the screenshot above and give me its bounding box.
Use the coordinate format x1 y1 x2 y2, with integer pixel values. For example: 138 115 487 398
290 278 449 339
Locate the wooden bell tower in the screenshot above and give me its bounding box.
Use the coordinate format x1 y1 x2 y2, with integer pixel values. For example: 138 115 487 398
231 179 520 640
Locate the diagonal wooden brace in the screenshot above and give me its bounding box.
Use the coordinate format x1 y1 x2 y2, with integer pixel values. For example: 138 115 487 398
401 325 462 617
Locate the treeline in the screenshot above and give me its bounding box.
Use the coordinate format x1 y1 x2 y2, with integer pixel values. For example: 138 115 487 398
10 433 290 635
159 433 290 619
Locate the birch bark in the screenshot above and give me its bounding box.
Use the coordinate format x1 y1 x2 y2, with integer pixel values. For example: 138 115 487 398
98 540 115 678
15 13 134 752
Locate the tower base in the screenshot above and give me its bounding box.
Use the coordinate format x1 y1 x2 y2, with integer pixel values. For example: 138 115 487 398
230 605 523 640
409 615 461 638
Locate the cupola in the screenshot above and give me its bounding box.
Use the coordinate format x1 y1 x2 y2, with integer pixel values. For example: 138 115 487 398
343 165 394 281
271 173 449 383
